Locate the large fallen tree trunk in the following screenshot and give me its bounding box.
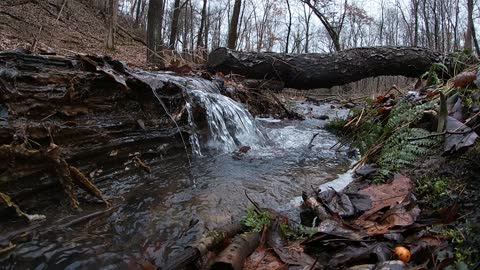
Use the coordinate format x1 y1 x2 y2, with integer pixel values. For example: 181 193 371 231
207 46 453 89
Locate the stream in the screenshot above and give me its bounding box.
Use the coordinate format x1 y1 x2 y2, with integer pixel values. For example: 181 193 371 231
1 74 354 269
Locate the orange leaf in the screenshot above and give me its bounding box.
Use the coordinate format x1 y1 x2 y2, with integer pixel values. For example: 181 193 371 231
452 69 477 88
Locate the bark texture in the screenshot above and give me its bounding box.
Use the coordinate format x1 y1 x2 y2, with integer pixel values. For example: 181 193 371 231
210 232 260 270
147 0 163 62
227 0 241 49
208 46 452 89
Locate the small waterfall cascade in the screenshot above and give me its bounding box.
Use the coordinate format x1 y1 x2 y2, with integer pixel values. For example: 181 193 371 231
133 71 266 155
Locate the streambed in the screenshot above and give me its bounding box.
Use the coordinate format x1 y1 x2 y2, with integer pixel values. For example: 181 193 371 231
1 101 353 269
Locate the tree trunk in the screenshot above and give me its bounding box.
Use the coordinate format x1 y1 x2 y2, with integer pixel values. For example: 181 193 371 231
285 0 292 53
301 0 342 51
227 0 242 49
147 0 164 63
134 0 142 28
422 0 431 47
196 0 207 49
208 46 452 89
106 0 118 50
413 0 419 46
168 0 181 50
466 0 476 53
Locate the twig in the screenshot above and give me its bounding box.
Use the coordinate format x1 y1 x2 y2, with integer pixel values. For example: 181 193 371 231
408 123 480 141
309 257 320 270
40 111 57 121
307 132 320 149
245 190 262 213
31 0 67 52
116 24 147 46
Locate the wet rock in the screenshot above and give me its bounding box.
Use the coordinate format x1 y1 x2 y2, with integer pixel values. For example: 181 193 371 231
347 265 375 270
232 146 251 160
313 115 330 120
344 102 356 109
355 165 377 177
375 260 406 270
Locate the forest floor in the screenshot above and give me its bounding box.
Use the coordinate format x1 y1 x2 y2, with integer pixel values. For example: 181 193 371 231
0 0 147 66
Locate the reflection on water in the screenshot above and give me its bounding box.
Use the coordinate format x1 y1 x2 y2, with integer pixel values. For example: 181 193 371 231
1 108 353 270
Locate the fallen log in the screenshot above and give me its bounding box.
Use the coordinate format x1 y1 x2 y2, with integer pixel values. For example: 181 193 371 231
207 46 453 89
302 191 332 221
163 222 245 270
210 231 260 270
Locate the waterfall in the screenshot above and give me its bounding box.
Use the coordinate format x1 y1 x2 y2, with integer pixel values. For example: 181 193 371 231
133 71 266 155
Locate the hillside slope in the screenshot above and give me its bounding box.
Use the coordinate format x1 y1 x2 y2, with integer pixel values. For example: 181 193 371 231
0 0 146 65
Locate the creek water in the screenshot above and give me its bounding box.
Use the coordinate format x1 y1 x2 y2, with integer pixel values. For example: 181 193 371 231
1 75 353 269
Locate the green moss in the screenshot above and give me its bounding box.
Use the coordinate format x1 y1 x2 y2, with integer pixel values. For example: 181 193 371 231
279 222 316 240
441 222 480 267
324 118 348 135
414 176 450 209
241 207 270 232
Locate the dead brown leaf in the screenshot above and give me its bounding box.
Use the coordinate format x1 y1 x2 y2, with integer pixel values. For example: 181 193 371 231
273 241 318 268
358 174 413 219
243 248 283 270
452 69 477 88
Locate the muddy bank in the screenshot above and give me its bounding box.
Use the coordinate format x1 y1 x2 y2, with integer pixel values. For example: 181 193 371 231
0 51 192 210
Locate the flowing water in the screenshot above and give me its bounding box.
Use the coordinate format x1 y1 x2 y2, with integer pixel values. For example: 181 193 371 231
0 74 353 269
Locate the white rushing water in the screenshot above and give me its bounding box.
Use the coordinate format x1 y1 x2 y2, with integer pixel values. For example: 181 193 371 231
133 71 266 155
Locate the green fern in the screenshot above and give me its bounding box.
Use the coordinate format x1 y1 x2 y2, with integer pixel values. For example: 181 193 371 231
379 128 439 170
421 63 448 86
352 99 441 183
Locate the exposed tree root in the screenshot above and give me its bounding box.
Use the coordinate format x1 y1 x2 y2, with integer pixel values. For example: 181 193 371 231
0 141 110 211
68 165 111 207
132 156 151 174
0 191 46 221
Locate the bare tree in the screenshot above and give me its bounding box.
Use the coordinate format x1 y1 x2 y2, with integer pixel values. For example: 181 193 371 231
412 0 419 46
302 4 313 53
197 0 208 49
106 0 118 50
300 0 347 51
168 0 182 50
285 0 292 53
147 0 164 62
134 0 142 28
227 0 242 49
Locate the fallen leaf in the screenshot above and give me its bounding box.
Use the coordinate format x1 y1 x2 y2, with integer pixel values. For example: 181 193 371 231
319 189 355 217
347 193 373 213
358 174 413 219
306 219 366 242
444 116 479 154
244 249 283 270
439 203 459 224
452 69 477 88
355 194 420 235
446 94 463 121
329 242 393 267
273 241 317 267
378 194 420 228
